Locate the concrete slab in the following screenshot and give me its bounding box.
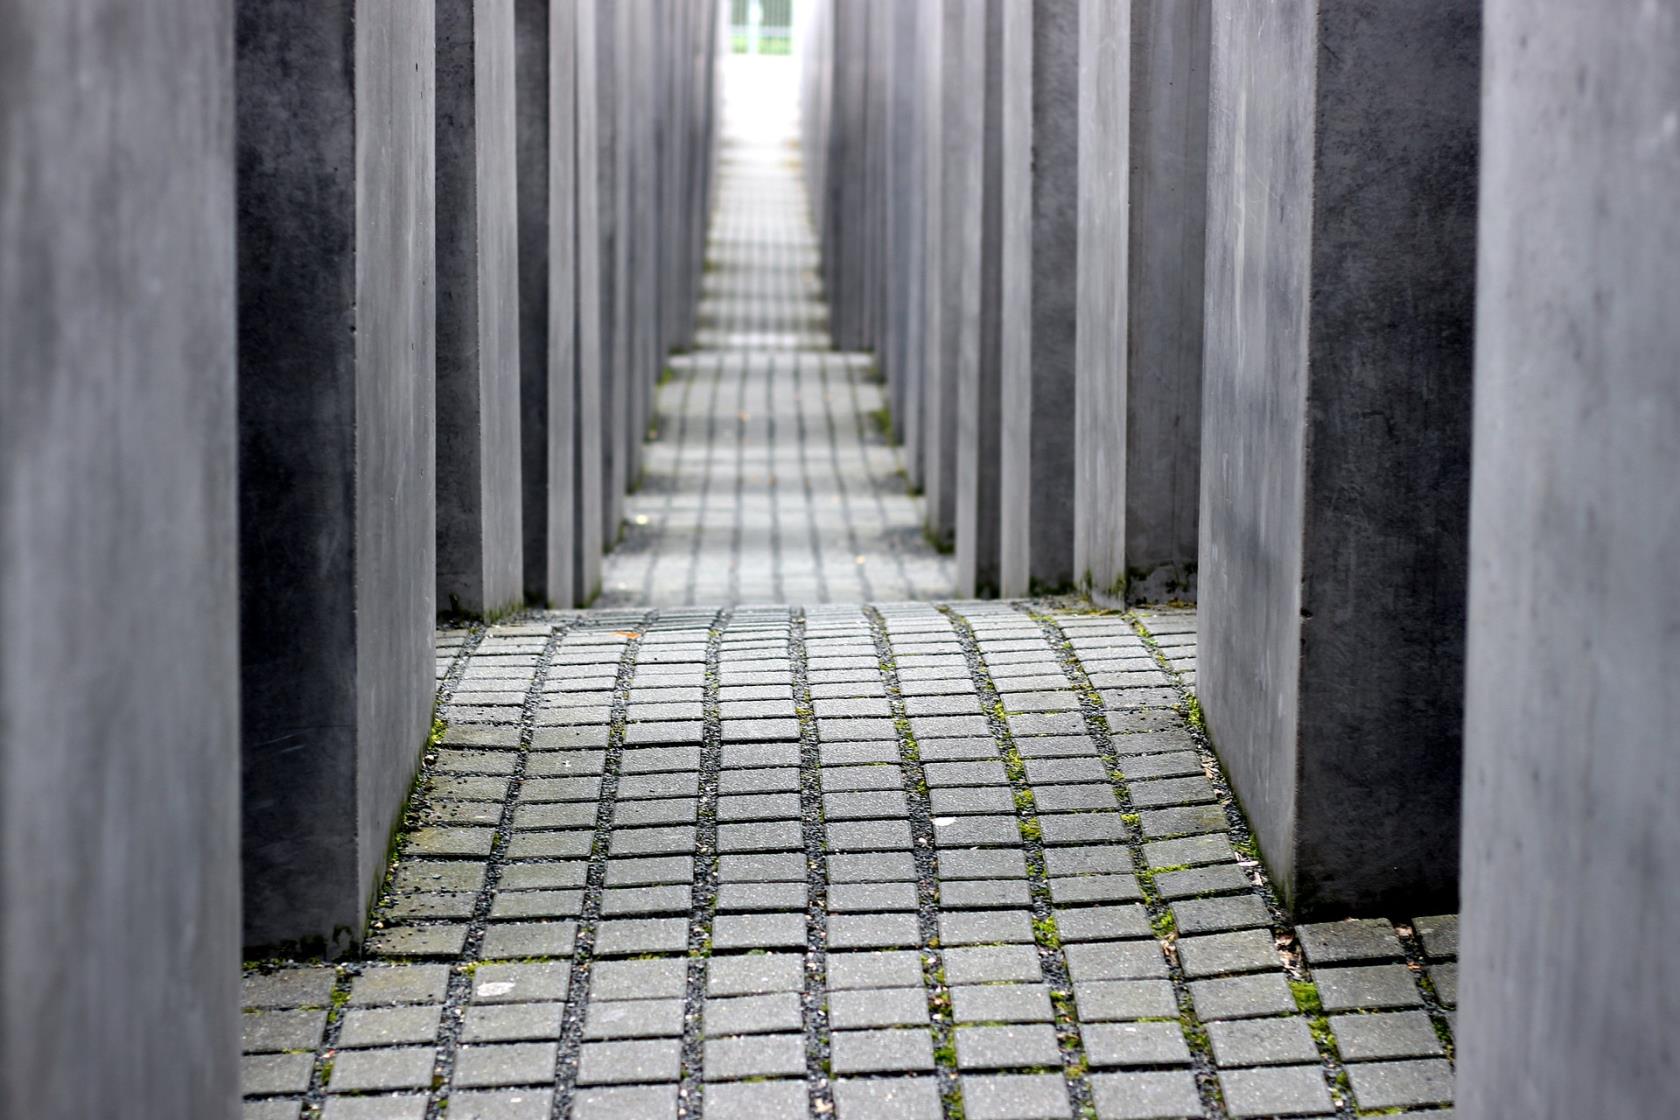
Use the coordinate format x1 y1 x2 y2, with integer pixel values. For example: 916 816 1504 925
437 0 524 618
999 0 1080 597
1198 0 1479 918
236 0 439 955
1 2 240 1114
1460 2 1680 1115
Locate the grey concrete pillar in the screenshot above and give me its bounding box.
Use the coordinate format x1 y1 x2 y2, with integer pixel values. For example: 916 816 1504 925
575 0 609 603
1460 3 1680 1116
236 0 438 954
1199 0 1479 917
606 0 631 540
437 0 523 618
921 0 967 546
517 0 577 608
999 0 1080 598
955 0 1005 597
1074 0 1209 605
889 0 928 488
1 3 239 1114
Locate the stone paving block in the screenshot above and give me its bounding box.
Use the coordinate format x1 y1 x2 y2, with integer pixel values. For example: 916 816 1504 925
1411 914 1458 960
1328 1010 1444 1061
327 1047 434 1092
593 958 688 1002
713 912 807 950
1073 978 1179 1023
1206 1017 1318 1067
827 820 915 851
1315 964 1425 1012
940 849 1028 880
1153 864 1250 900
242 1008 330 1054
241 1053 315 1096
570 1083 678 1120
320 1098 427 1120
1041 873 1149 913
1055 905 1153 943
940 909 1035 946
512 803 598 830
830 1028 940 1075
338 1005 442 1048
717 882 807 912
1219 1065 1336 1118
832 1077 943 1120
1428 961 1457 1007
1088 1069 1203 1120
830 852 918 882
463 1001 565 1043
705 992 805 1037
601 884 692 917
243 968 338 1010
1084 1021 1193 1068
605 856 694 887
960 1073 1071 1120
951 983 1054 1024
704 1081 809 1120
351 966 450 1006
935 815 1025 847
1296 918 1403 965
583 998 684 1040
830 912 922 949
823 766 905 793
1171 894 1270 935
575 1039 682 1085
943 945 1044 985
504 832 592 860
454 1042 559 1088
1048 938 1167 989
445 1089 552 1120
955 1024 1061 1070
942 880 1034 909
708 953 804 996
704 1033 806 1080
595 918 687 956
1139 805 1229 839
724 852 807 882
828 951 926 991
719 767 801 794
718 792 803 821
1346 1059 1455 1110
480 921 577 959
470 962 571 1004
245 1101 305 1120
1175 930 1277 979
718 820 803 852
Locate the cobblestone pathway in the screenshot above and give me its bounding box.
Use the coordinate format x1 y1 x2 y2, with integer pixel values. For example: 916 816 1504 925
597 61 953 609
243 605 1457 1120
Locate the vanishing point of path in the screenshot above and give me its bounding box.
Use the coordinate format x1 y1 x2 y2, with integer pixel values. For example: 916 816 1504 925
238 60 1458 1120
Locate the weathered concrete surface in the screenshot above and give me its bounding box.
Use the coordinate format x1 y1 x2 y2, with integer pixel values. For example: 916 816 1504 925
1075 0 1209 606
890 0 927 487
923 0 972 547
1073 0 1131 604
592 0 624 552
437 0 523 618
956 0 1006 597
1199 0 1478 918
1459 3 1680 1116
237 0 437 954
999 0 1080 597
1123 0 1209 602
571 0 605 605
0 3 239 1115
517 0 576 607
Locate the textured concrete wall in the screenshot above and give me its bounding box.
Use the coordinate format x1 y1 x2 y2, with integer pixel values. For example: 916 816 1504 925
1075 0 1208 606
1123 0 1208 601
924 0 970 545
574 0 607 605
999 0 1080 597
1074 0 1131 602
891 1 928 487
1460 3 1680 1115
595 0 624 549
438 0 523 618
237 0 437 954
1199 0 1477 918
0 2 240 1114
955 0 1005 597
517 0 577 607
